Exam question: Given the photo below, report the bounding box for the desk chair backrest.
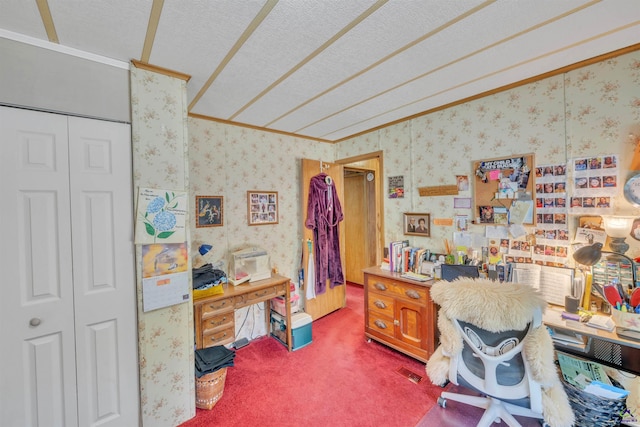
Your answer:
[449,309,543,414]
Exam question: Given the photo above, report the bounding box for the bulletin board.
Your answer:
[473,153,535,225]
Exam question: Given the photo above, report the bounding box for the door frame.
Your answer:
[336,151,385,269]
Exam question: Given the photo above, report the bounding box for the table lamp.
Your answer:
[602,215,635,256]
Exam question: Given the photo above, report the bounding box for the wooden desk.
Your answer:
[544,306,640,375]
[193,274,292,351]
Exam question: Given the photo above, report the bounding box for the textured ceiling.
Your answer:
[1,0,639,142]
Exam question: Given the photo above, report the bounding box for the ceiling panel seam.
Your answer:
[141,0,164,63]
[265,0,495,131]
[292,0,601,135]
[188,0,278,112]
[320,23,640,140]
[227,0,388,121]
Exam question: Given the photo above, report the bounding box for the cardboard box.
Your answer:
[270,311,313,351]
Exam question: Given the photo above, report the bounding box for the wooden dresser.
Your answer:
[363,266,438,362]
[193,274,292,350]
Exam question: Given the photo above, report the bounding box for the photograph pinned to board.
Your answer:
[135,187,187,244]
[141,242,190,312]
[388,175,404,198]
[570,154,619,213]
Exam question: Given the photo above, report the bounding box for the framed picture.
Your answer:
[404,212,430,236]
[247,191,278,225]
[196,196,223,227]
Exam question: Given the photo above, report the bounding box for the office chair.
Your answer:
[426,278,574,427]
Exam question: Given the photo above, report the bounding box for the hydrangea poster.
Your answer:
[135,187,187,244]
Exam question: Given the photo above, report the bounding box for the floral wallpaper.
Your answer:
[129,49,639,427]
[188,119,334,342]
[337,49,640,259]
[130,66,194,427]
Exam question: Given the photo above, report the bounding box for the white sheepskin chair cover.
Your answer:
[426,277,575,427]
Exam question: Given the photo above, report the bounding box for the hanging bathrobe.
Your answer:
[305,173,344,295]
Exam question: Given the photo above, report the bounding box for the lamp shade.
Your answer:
[572,242,603,266]
[602,215,635,238]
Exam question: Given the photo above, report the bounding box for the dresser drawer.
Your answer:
[201,297,234,317]
[202,327,234,348]
[367,276,427,303]
[201,311,234,335]
[367,313,394,338]
[393,282,427,303]
[367,292,394,318]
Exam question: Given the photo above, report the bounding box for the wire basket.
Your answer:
[195,367,227,410]
[561,376,626,427]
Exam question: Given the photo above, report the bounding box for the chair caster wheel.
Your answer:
[437,397,446,408]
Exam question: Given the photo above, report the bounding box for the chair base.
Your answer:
[439,391,544,427]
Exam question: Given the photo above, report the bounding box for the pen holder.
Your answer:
[564,295,580,314]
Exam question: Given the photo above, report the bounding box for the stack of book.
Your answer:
[385,240,431,274]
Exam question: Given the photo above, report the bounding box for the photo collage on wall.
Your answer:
[569,154,618,213]
[533,163,570,267]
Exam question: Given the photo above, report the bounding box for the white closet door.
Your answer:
[68,116,139,427]
[0,106,78,427]
[0,107,139,427]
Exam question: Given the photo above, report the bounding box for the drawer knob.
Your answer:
[211,332,227,342]
[405,289,420,299]
[255,289,269,297]
[374,319,387,329]
[374,282,387,291]
[210,301,227,310]
[374,300,387,309]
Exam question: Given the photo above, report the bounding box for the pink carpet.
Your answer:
[179,284,443,426]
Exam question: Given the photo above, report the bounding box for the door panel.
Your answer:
[301,158,346,320]
[0,107,78,427]
[69,117,139,427]
[1,107,139,427]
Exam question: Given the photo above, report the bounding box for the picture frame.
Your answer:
[196,196,223,227]
[247,191,278,226]
[404,212,430,236]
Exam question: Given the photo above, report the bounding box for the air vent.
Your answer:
[396,367,422,384]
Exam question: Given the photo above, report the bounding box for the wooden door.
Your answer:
[0,107,139,427]
[301,158,346,320]
[344,171,367,285]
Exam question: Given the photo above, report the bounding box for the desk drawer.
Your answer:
[202,327,234,348]
[201,312,234,334]
[201,297,234,317]
[236,286,280,305]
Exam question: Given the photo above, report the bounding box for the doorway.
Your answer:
[338,151,384,286]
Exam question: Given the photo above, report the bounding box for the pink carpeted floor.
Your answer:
[180,283,545,427]
[179,284,443,427]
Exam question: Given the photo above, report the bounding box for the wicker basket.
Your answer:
[562,376,626,427]
[195,367,227,410]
